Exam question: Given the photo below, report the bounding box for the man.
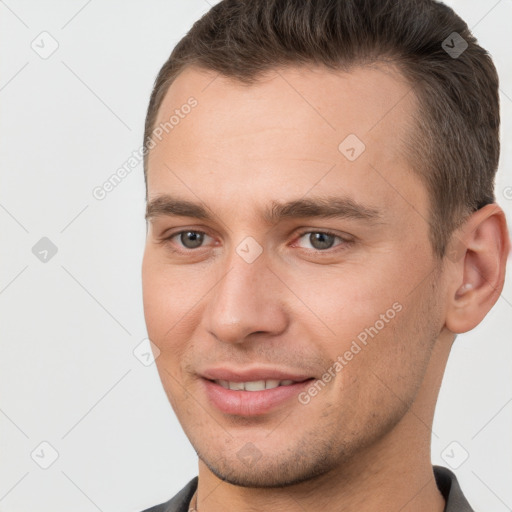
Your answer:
[139,0,509,510]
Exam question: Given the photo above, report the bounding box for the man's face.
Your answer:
[142,65,448,486]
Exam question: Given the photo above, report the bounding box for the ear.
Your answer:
[445,204,510,334]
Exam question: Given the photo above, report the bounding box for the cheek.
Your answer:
[344,294,439,413]
[286,262,434,398]
[142,251,204,341]
[280,262,405,347]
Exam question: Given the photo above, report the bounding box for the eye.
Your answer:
[160,228,352,255]
[168,230,213,250]
[295,230,348,251]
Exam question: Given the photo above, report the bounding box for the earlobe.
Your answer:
[445,204,510,334]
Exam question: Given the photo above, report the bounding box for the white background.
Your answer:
[1,1,511,511]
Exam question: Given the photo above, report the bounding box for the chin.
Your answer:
[196,437,344,488]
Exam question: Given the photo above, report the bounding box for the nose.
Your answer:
[202,248,289,345]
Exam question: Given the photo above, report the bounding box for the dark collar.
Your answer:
[142,466,473,511]
[434,465,474,511]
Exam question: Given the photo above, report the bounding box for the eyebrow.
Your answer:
[145,194,383,224]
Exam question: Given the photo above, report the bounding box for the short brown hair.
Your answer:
[143,0,500,257]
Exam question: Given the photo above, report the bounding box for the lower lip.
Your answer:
[202,379,313,416]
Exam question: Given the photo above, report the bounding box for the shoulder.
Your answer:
[140,477,198,512]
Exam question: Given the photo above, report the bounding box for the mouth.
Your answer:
[212,378,306,391]
[200,373,315,416]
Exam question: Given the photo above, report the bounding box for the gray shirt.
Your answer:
[141,465,474,512]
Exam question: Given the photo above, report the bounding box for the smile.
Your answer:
[213,379,298,391]
[202,377,314,416]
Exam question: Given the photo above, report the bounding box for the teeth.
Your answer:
[265,379,280,389]
[216,379,297,391]
[244,380,266,391]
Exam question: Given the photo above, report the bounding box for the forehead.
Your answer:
[147,64,426,225]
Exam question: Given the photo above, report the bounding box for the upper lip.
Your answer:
[200,367,314,382]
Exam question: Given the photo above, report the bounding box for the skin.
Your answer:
[141,64,509,512]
